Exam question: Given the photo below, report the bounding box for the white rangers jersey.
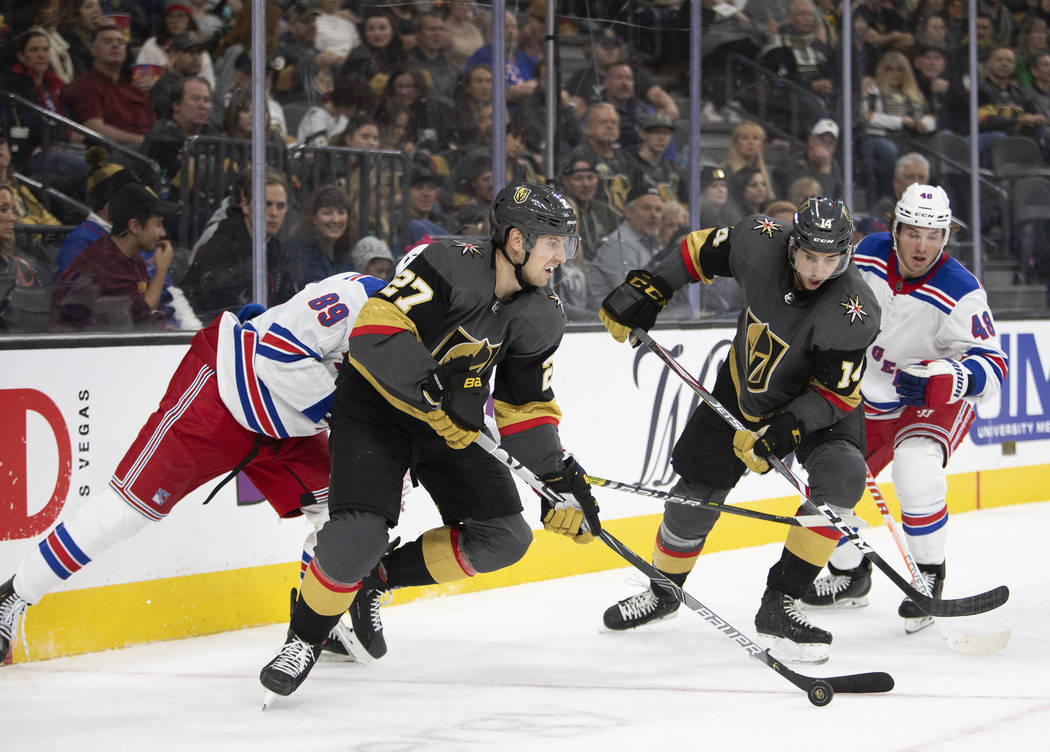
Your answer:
[853,233,1007,418]
[215,272,385,438]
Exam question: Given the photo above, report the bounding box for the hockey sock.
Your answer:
[826,532,865,570]
[651,522,704,581]
[298,503,330,582]
[902,500,948,565]
[385,526,476,587]
[290,582,345,645]
[14,488,151,604]
[771,518,844,598]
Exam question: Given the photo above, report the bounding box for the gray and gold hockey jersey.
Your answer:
[655,214,881,433]
[346,237,567,474]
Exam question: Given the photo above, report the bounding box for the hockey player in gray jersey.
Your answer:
[259,182,601,699]
[598,197,881,663]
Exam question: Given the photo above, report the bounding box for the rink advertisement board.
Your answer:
[2,319,1049,660]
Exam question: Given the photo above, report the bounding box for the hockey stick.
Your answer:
[631,328,1009,619]
[584,474,869,530]
[864,472,1011,654]
[476,432,894,706]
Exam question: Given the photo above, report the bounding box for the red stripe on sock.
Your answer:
[450,527,477,577]
[308,559,361,594]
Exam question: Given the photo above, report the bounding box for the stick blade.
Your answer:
[919,584,1009,617]
[827,671,895,694]
[942,629,1012,655]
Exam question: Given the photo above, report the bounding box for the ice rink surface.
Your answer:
[6,501,1048,752]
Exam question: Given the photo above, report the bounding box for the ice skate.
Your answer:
[334,567,391,663]
[259,629,322,702]
[755,587,832,664]
[799,559,872,610]
[0,577,29,664]
[603,583,680,630]
[899,562,945,634]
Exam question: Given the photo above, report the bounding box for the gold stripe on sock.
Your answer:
[652,537,700,575]
[300,561,359,616]
[422,526,474,583]
[784,526,840,568]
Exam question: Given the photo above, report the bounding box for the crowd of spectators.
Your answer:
[2,0,1050,332]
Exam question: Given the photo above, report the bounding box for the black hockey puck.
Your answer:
[807,680,834,707]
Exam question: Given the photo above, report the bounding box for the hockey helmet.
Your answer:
[893,183,952,253]
[789,196,855,280]
[489,181,580,261]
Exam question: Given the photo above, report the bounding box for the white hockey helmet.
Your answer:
[893,183,952,253]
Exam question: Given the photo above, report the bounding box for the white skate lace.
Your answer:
[0,589,30,660]
[812,574,851,597]
[368,590,393,631]
[269,637,317,678]
[618,590,661,621]
[783,596,818,628]
[907,571,937,599]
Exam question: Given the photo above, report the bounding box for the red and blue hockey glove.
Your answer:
[896,359,970,407]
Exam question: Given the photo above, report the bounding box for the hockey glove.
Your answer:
[540,455,601,544]
[732,412,803,474]
[599,270,673,344]
[896,359,971,407]
[236,302,266,322]
[423,357,487,449]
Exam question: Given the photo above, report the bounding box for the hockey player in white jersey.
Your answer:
[0,272,385,664]
[799,185,1008,632]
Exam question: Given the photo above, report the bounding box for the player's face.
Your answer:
[895,223,945,278]
[793,246,845,290]
[521,233,572,286]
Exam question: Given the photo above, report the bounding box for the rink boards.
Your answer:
[2,321,1048,662]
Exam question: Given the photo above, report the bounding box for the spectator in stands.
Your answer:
[773,118,843,199]
[517,0,546,60]
[0,183,45,330]
[723,120,776,200]
[59,0,106,80]
[564,27,679,121]
[447,149,492,235]
[979,0,1017,49]
[10,0,76,86]
[180,168,291,322]
[955,14,997,73]
[188,0,223,45]
[1015,17,1049,88]
[745,0,795,38]
[136,0,216,91]
[0,133,60,226]
[505,121,540,185]
[580,102,635,214]
[340,6,406,95]
[212,2,282,108]
[2,28,67,168]
[337,112,380,150]
[55,146,140,279]
[785,176,821,208]
[914,12,952,54]
[451,63,494,145]
[296,75,362,146]
[727,166,771,221]
[407,10,457,107]
[699,165,735,226]
[442,0,485,70]
[349,235,395,281]
[601,61,653,153]
[854,0,914,53]
[394,164,450,254]
[1023,52,1050,123]
[860,50,935,203]
[512,57,583,157]
[979,45,1050,156]
[631,111,684,203]
[557,151,620,262]
[765,199,797,224]
[382,66,455,155]
[587,183,664,308]
[141,76,216,182]
[376,98,414,154]
[912,43,966,127]
[281,184,351,293]
[760,0,835,100]
[869,151,929,226]
[64,25,156,147]
[315,0,361,67]
[151,30,207,120]
[274,0,336,107]
[52,183,176,330]
[465,9,536,106]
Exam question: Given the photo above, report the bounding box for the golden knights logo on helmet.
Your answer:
[513,186,532,204]
[432,327,504,374]
[743,309,788,392]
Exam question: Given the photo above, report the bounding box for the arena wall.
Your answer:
[2,321,1048,662]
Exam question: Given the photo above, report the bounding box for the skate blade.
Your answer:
[758,635,830,665]
[330,619,379,664]
[261,690,280,710]
[798,596,869,611]
[942,628,1012,655]
[904,615,934,634]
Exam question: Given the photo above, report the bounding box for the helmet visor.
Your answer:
[790,240,852,280]
[530,232,580,261]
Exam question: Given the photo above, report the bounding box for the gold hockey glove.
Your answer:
[540,455,601,544]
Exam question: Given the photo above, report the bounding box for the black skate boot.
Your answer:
[0,577,30,664]
[755,587,832,664]
[259,628,323,698]
[898,562,945,634]
[328,564,391,663]
[603,583,680,630]
[799,559,872,610]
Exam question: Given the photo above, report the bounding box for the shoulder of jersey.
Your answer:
[733,214,792,247]
[823,265,881,333]
[853,232,893,276]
